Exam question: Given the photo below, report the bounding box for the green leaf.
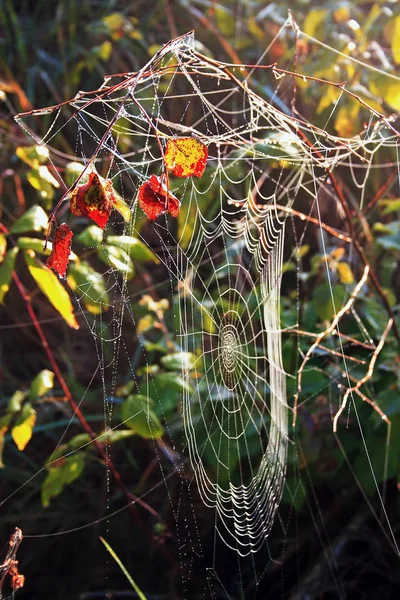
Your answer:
[312,283,345,322]
[41,467,64,508]
[11,402,36,451]
[65,161,86,187]
[16,238,78,260]
[112,192,131,223]
[214,6,236,37]
[354,437,398,496]
[66,434,91,450]
[10,205,48,234]
[106,235,159,263]
[63,453,85,484]
[68,261,110,314]
[17,237,49,254]
[0,247,18,303]
[27,166,59,200]
[100,537,147,600]
[121,395,163,439]
[24,251,79,329]
[379,199,400,215]
[7,390,26,414]
[161,352,195,371]
[0,414,13,468]
[16,144,49,167]
[154,372,193,394]
[97,429,136,444]
[29,369,54,401]
[41,453,85,507]
[98,245,134,279]
[76,225,104,246]
[152,372,194,414]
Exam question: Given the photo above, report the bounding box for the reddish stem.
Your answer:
[11,269,161,521]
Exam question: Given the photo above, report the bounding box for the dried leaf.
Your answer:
[164,137,208,178]
[70,172,114,228]
[137,174,180,220]
[46,223,73,278]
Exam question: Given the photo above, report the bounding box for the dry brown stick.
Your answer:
[293,266,370,425]
[287,327,375,351]
[333,318,393,432]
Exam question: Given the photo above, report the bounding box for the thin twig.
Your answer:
[293,265,370,425]
[333,318,392,432]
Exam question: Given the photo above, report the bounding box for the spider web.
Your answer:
[11,24,400,598]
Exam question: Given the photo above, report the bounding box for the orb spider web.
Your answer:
[13,23,400,598]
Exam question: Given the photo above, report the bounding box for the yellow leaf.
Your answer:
[0,234,7,263]
[303,9,326,38]
[16,145,49,168]
[24,251,79,329]
[317,86,341,114]
[137,314,155,334]
[337,262,354,284]
[164,138,208,178]
[334,6,350,23]
[334,104,359,137]
[99,41,112,61]
[247,18,264,40]
[384,82,400,111]
[331,247,345,261]
[12,405,36,451]
[391,16,400,64]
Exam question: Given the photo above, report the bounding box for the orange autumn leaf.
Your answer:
[46,223,73,278]
[164,137,208,178]
[138,174,180,221]
[9,564,25,591]
[70,172,115,228]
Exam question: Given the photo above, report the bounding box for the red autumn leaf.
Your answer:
[46,223,73,278]
[138,174,180,221]
[164,137,208,178]
[70,172,115,228]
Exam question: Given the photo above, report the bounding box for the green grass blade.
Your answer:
[100,537,147,600]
